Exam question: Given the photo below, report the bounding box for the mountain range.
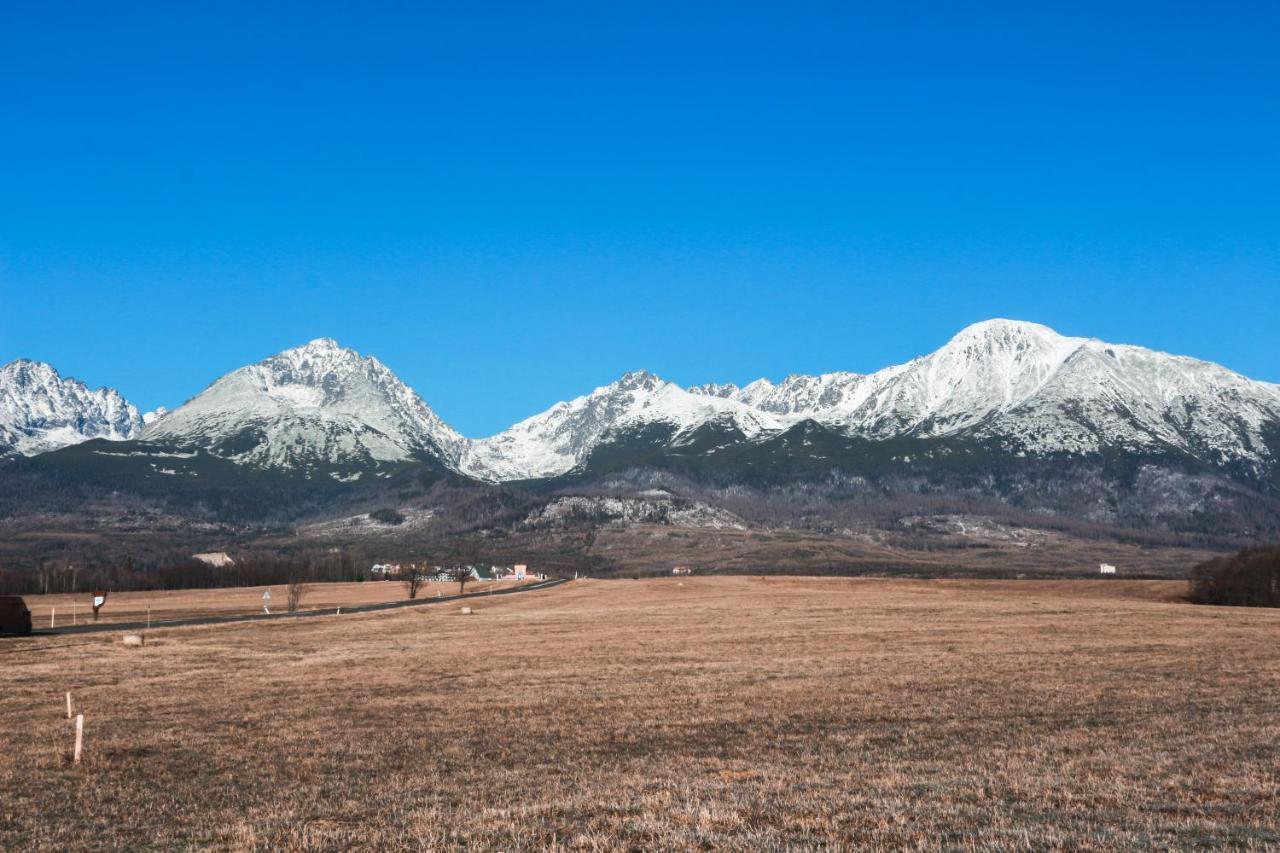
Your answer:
[0,359,143,458]
[3,319,1279,567]
[5,319,1277,481]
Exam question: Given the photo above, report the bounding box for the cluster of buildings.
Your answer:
[369,563,543,582]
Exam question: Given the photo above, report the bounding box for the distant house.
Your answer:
[1099,563,1117,575]
[426,566,481,583]
[494,564,544,581]
[672,566,692,575]
[192,552,235,568]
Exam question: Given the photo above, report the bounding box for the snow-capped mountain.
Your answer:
[142,339,464,474]
[689,319,1280,474]
[14,322,1280,494]
[454,320,1280,482]
[0,359,143,457]
[459,370,783,481]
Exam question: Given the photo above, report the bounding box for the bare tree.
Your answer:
[402,564,424,600]
[287,577,308,612]
[447,541,482,595]
[445,565,475,596]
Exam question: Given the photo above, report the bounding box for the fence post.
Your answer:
[73,714,84,764]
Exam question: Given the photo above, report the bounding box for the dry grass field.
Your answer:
[2,577,1278,850]
[19,580,516,627]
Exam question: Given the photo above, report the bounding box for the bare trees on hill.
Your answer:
[1189,547,1280,607]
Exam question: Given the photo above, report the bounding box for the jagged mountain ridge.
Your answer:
[459,370,784,481]
[0,359,143,457]
[9,321,1280,496]
[473,320,1280,482]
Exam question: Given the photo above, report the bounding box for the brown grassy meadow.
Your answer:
[2,577,1278,850]
[19,579,514,627]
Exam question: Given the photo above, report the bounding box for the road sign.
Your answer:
[91,590,108,622]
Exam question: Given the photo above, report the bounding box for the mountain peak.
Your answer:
[2,358,61,382]
[945,318,1070,347]
[293,337,344,353]
[0,359,142,456]
[615,369,666,392]
[270,337,363,369]
[142,339,464,471]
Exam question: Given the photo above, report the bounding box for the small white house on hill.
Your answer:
[1099,563,1117,575]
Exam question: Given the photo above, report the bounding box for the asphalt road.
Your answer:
[17,578,568,638]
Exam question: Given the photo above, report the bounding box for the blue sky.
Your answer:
[2,3,1277,436]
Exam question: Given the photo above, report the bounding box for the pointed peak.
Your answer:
[689,382,740,398]
[292,337,347,354]
[614,369,667,392]
[2,357,58,377]
[265,338,368,369]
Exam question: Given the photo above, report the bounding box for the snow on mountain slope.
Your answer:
[459,370,784,481]
[13,321,1279,487]
[0,360,143,457]
[986,339,1280,465]
[461,319,1280,482]
[142,339,465,472]
[690,319,1280,468]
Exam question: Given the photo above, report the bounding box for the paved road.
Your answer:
[21,578,568,637]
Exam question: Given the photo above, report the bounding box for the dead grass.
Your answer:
[2,577,1278,850]
[20,580,516,627]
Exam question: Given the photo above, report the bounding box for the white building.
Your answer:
[1099,563,1117,575]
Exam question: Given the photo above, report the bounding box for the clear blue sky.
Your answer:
[1,3,1277,436]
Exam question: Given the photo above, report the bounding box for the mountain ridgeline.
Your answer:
[4,321,1280,543]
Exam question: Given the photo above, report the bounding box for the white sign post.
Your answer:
[73,714,84,765]
[262,590,271,614]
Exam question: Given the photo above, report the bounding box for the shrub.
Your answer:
[1188,547,1280,607]
[369,508,406,526]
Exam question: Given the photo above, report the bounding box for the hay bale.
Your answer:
[460,606,473,615]
[122,634,145,647]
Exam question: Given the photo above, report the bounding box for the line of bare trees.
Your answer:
[399,541,484,599]
[0,550,375,596]
[1188,546,1280,607]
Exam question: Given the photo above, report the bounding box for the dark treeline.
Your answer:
[0,549,377,596]
[1188,546,1280,607]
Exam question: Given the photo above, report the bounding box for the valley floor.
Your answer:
[2,577,1278,849]
[20,579,525,628]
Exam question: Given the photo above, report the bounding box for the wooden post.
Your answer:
[66,691,72,719]
[73,714,84,765]
[50,607,56,629]
[147,605,151,630]
[72,601,76,625]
